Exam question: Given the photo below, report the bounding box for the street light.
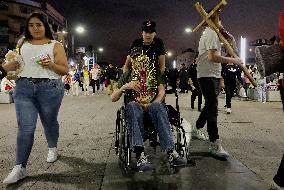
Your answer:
[185,26,197,54]
[71,26,85,58]
[92,47,104,66]
[166,51,177,69]
[185,27,192,33]
[167,51,173,57]
[76,26,85,33]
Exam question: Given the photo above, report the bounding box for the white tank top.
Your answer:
[19,40,61,79]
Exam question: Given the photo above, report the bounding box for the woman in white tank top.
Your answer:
[2,12,69,184]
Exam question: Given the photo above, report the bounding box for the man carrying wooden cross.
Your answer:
[191,7,243,159]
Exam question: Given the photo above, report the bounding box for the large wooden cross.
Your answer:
[193,0,257,87]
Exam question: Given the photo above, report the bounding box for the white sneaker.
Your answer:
[209,139,229,158]
[270,180,283,190]
[46,147,58,163]
[3,164,27,184]
[191,128,208,140]
[226,108,232,114]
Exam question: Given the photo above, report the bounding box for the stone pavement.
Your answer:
[0,92,282,190]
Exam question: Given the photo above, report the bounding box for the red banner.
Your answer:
[280,10,284,41]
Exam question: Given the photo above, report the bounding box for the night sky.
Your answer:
[49,0,283,66]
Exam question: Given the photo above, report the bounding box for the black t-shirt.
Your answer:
[221,64,242,85]
[128,37,166,67]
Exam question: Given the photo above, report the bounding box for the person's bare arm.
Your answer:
[154,84,165,103]
[207,49,242,65]
[122,55,131,73]
[111,81,140,102]
[158,55,165,74]
[42,43,69,76]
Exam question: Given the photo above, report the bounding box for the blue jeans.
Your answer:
[197,77,220,142]
[125,101,174,151]
[256,78,266,103]
[13,78,64,167]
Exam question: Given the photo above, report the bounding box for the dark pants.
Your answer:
[180,79,188,93]
[191,88,202,111]
[274,154,284,187]
[196,77,220,142]
[91,79,100,93]
[280,85,284,111]
[224,81,236,108]
[243,82,250,97]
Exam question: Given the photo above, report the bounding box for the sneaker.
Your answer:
[168,150,187,167]
[192,128,208,140]
[3,164,27,184]
[209,139,229,158]
[270,180,283,190]
[136,152,153,172]
[226,108,231,114]
[46,147,58,163]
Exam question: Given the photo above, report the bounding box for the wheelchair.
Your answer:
[114,90,191,171]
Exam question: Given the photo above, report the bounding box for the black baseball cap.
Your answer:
[142,20,156,33]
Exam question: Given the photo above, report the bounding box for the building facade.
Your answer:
[0,0,67,59]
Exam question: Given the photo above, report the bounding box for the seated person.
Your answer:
[111,50,186,172]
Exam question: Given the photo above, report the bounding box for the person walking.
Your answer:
[82,66,90,95]
[90,64,100,94]
[192,10,243,159]
[221,62,243,114]
[122,20,166,75]
[2,12,68,184]
[106,64,116,95]
[179,63,189,93]
[188,60,202,111]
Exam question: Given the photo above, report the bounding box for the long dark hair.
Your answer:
[24,12,54,40]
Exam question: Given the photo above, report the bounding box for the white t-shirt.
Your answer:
[69,70,76,83]
[196,27,222,78]
[18,40,62,79]
[90,68,100,80]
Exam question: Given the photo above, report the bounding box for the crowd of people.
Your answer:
[62,63,120,96]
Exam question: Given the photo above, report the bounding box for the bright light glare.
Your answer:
[185,27,192,33]
[98,47,104,52]
[167,52,172,57]
[76,26,85,33]
[173,60,176,69]
[240,36,246,64]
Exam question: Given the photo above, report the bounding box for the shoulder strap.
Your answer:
[16,37,26,55]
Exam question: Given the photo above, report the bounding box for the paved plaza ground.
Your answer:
[0,91,283,189]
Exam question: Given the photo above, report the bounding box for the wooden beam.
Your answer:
[193,1,257,87]
[192,0,227,32]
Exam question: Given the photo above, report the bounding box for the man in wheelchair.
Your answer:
[111,74,187,172]
[111,56,187,172]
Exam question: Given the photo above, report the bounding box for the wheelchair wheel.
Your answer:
[176,128,185,156]
[115,110,121,155]
[118,107,125,159]
[117,107,132,171]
